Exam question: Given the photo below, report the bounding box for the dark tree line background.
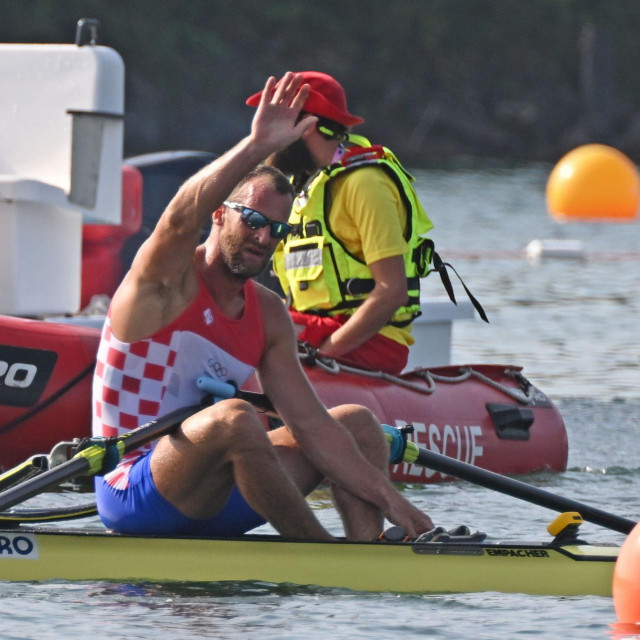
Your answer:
[4,0,640,166]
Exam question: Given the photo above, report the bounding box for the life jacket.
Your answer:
[273,143,436,328]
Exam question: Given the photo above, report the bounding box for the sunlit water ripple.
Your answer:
[1,166,638,639]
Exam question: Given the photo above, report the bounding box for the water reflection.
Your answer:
[413,166,639,399]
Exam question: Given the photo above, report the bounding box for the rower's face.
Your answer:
[218,178,292,279]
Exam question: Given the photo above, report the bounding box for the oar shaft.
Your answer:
[118,404,203,453]
[0,457,90,512]
[409,443,636,535]
[0,381,269,513]
[0,386,274,522]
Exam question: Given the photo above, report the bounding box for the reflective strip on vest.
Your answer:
[284,247,322,270]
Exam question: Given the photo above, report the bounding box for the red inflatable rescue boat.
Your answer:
[0,314,568,481]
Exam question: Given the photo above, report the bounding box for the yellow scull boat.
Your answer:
[0,526,618,596]
[0,397,629,597]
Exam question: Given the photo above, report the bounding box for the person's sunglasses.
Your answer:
[223,201,292,239]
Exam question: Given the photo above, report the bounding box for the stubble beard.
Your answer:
[218,230,272,280]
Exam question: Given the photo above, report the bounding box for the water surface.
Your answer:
[1,166,639,639]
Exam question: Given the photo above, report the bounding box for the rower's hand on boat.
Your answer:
[250,72,317,153]
[385,497,435,539]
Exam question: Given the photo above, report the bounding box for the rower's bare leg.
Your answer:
[150,399,332,540]
[326,404,389,541]
[269,404,391,541]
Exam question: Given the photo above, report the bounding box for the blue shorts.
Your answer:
[95,451,266,537]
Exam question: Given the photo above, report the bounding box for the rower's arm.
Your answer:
[318,255,408,357]
[257,290,432,536]
[110,74,317,341]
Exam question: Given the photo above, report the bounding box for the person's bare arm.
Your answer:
[257,289,433,537]
[110,73,317,342]
[318,255,408,357]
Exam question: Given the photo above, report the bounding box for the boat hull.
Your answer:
[0,315,98,468]
[0,527,617,595]
[0,314,568,481]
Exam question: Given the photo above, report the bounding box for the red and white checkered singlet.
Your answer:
[92,277,265,489]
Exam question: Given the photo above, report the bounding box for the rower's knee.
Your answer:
[328,404,388,464]
[328,403,379,434]
[183,399,270,453]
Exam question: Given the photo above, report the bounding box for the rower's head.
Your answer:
[228,164,294,206]
[211,165,293,279]
[247,71,364,176]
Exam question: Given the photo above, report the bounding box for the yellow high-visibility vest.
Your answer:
[273,144,434,328]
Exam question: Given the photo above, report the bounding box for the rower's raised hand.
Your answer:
[250,72,317,153]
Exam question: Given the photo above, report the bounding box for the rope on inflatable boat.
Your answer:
[296,342,537,405]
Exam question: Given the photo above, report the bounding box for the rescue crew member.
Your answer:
[92,73,435,541]
[246,71,435,375]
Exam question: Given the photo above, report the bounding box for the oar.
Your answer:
[384,425,637,535]
[0,378,273,514]
[3,381,633,536]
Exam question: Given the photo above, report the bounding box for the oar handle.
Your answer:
[196,377,278,417]
[389,428,636,535]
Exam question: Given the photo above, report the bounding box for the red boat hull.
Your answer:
[0,316,98,469]
[0,315,568,479]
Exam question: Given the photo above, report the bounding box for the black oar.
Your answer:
[385,426,636,535]
[3,382,633,536]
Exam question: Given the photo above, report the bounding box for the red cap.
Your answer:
[246,71,364,127]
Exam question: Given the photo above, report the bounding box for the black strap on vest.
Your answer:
[431,251,489,323]
[341,255,488,325]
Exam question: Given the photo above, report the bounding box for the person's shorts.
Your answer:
[95,450,266,536]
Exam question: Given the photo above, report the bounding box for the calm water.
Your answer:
[1,165,639,639]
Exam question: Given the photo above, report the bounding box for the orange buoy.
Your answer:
[613,522,640,623]
[546,144,640,222]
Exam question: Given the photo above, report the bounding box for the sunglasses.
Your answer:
[223,201,292,239]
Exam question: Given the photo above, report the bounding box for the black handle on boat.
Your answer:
[403,439,637,535]
[195,377,278,417]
